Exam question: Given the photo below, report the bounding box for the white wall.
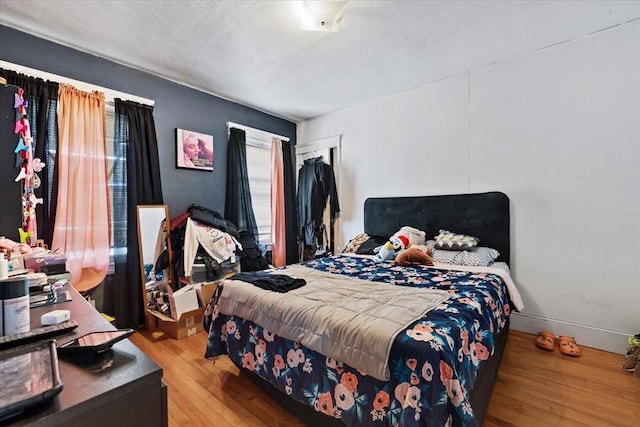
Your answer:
[298,21,640,353]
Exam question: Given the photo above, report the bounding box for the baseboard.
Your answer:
[509,312,632,355]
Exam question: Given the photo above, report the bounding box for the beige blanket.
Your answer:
[218,265,449,381]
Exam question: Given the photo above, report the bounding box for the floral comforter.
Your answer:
[204,255,511,427]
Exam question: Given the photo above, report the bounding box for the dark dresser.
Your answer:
[6,285,167,427]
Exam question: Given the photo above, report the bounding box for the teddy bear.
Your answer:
[393,226,426,247]
[394,245,434,267]
[374,235,409,262]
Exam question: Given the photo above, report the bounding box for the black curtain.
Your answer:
[0,68,59,246]
[113,99,163,329]
[282,141,298,264]
[224,127,258,241]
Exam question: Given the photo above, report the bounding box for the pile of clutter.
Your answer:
[146,280,173,317]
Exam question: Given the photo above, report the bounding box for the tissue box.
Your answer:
[23,251,67,274]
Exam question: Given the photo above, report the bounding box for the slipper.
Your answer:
[535,331,555,351]
[557,336,581,357]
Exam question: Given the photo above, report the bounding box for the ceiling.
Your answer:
[1,1,638,122]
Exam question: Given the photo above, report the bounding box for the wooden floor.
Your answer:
[130,329,640,427]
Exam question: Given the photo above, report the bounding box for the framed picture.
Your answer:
[176,128,214,171]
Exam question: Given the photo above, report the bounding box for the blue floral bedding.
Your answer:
[204,255,511,426]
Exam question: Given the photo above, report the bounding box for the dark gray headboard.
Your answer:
[363,192,510,265]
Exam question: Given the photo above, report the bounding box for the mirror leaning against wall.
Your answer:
[136,205,173,328]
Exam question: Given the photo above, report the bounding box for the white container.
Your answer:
[0,277,30,336]
[0,253,8,280]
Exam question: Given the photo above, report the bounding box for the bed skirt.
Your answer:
[234,319,510,427]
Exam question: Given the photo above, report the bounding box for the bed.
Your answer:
[204,191,521,426]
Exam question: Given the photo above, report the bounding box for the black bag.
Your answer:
[237,232,269,271]
[187,204,240,240]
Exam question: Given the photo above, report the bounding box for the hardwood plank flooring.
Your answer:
[130,329,640,426]
[485,331,640,427]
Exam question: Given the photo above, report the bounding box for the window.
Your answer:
[3,61,153,278]
[230,123,290,250]
[246,134,273,247]
[105,104,126,273]
[47,103,123,274]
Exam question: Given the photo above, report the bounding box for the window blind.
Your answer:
[246,135,273,246]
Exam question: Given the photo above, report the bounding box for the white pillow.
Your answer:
[426,240,499,266]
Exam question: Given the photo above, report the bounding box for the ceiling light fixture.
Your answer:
[300,0,348,33]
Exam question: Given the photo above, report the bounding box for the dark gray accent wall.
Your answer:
[0,25,296,218]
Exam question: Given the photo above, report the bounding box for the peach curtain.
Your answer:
[53,84,110,292]
[270,138,286,267]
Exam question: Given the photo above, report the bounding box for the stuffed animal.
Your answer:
[394,245,434,267]
[0,237,33,255]
[374,235,409,262]
[393,226,426,247]
[373,241,396,262]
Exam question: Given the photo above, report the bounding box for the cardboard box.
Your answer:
[6,255,24,273]
[169,285,199,320]
[194,281,220,307]
[146,284,204,339]
[150,307,204,340]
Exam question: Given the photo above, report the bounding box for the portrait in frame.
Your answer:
[176,128,214,171]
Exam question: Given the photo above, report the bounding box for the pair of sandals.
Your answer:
[536,331,581,357]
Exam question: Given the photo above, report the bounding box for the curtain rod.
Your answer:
[0,60,155,106]
[227,121,290,142]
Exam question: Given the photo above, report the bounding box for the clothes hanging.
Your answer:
[296,156,340,258]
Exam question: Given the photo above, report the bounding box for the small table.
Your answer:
[7,285,167,427]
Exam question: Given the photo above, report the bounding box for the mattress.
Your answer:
[204,254,513,426]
